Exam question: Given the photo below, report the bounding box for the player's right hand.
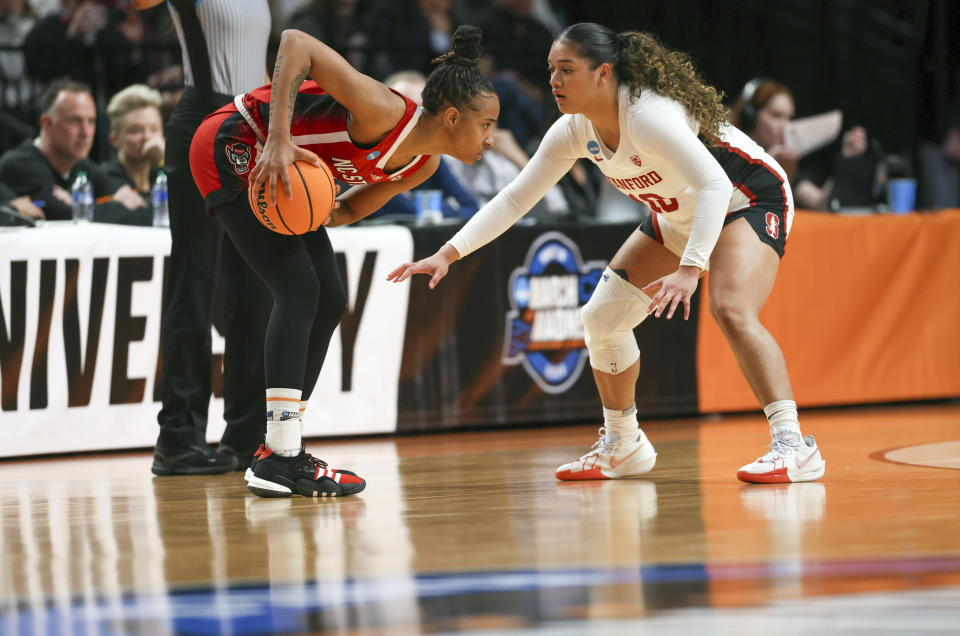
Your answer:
[250,137,319,207]
[386,244,461,290]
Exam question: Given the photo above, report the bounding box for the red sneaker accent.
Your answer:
[556,466,611,481]
[256,446,273,460]
[737,465,789,484]
[338,472,364,485]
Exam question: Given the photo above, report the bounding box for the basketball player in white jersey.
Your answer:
[389,23,826,484]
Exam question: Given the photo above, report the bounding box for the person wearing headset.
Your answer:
[730,78,872,211]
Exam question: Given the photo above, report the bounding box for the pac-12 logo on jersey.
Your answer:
[765,212,780,239]
[503,232,606,394]
[630,155,643,167]
[225,142,251,175]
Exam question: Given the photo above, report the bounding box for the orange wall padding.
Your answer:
[696,209,960,412]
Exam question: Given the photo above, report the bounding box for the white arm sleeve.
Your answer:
[447,120,579,258]
[627,102,733,269]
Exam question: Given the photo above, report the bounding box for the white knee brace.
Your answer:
[581,268,652,374]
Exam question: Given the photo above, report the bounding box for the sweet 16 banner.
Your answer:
[0,222,411,458]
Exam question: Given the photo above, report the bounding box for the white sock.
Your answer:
[265,388,302,457]
[603,404,639,442]
[299,401,307,436]
[764,399,802,442]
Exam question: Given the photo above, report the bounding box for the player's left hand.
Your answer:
[641,265,700,320]
[320,185,343,227]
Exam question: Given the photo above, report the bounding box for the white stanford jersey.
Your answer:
[449,84,794,269]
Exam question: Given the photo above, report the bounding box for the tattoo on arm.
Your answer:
[288,65,310,119]
[268,53,311,129]
[271,53,283,86]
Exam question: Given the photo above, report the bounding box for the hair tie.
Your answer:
[448,54,478,67]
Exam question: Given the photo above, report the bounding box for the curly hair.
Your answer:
[557,23,727,146]
[421,25,495,115]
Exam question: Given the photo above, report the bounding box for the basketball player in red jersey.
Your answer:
[189,25,499,498]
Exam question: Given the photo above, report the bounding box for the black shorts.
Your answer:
[638,204,788,259]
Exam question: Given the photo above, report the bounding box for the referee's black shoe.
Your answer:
[151,443,239,475]
[218,443,257,471]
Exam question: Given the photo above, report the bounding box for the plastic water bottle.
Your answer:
[70,171,93,223]
[414,189,443,225]
[152,169,168,227]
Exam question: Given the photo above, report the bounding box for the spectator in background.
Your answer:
[917,84,960,209]
[729,78,875,211]
[368,0,455,78]
[0,78,150,223]
[477,0,554,98]
[103,83,163,198]
[448,121,568,218]
[0,176,44,223]
[288,0,371,73]
[472,0,556,148]
[369,69,479,220]
[455,0,561,36]
[0,0,37,120]
[23,1,148,94]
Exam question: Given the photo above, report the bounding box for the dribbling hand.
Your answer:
[249,137,320,207]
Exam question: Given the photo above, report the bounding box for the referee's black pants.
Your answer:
[156,88,270,454]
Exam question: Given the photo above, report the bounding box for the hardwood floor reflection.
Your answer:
[0,402,958,633]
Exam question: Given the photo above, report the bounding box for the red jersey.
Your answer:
[189,80,432,210]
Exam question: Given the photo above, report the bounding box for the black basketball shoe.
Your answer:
[244,444,366,498]
[217,443,258,471]
[152,443,239,476]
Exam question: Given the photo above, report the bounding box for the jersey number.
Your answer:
[629,193,680,214]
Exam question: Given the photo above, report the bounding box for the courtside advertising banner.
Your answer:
[0,223,411,458]
[396,222,702,433]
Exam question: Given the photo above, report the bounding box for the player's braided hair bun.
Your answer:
[422,25,494,113]
[433,24,483,66]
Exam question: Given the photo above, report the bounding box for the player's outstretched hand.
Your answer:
[387,244,461,290]
[641,265,701,320]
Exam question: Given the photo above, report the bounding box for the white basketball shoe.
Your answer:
[555,427,657,480]
[737,430,826,483]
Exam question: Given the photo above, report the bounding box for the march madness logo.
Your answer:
[503,232,605,393]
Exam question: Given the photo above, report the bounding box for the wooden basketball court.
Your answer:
[1,402,958,634]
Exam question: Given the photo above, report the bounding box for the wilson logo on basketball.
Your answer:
[253,188,280,232]
[246,159,336,235]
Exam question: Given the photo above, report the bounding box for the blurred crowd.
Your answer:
[1,0,958,227]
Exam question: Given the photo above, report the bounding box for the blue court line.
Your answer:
[6,555,960,636]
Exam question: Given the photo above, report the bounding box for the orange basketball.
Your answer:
[248,159,336,235]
